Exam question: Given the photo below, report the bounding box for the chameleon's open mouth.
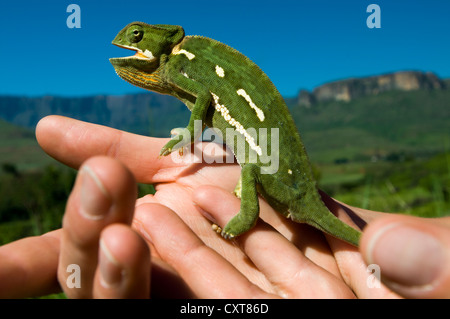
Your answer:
[111,43,155,61]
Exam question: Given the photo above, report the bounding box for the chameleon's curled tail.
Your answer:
[291,194,362,246]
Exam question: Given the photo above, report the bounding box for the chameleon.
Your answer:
[109,22,361,246]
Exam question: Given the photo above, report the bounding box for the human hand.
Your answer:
[33,115,369,298]
[0,115,389,298]
[47,115,450,298]
[0,156,151,298]
[0,115,274,298]
[1,115,448,298]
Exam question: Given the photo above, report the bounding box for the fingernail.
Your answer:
[366,223,445,289]
[133,219,153,245]
[193,202,218,224]
[99,239,125,288]
[80,166,110,220]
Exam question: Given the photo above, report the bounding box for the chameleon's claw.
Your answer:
[212,224,236,240]
[221,231,235,240]
[159,148,172,157]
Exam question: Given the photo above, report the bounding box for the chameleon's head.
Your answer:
[110,22,184,89]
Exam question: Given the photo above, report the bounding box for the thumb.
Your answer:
[360,215,450,298]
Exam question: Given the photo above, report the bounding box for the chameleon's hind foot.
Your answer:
[212,223,236,240]
[220,213,258,240]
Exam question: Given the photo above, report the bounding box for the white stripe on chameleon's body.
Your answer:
[236,89,265,122]
[211,92,262,156]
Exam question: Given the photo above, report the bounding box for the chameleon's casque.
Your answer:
[110,22,361,246]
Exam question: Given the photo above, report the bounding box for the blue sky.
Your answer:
[0,0,449,97]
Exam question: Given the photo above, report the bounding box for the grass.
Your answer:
[0,119,56,170]
[325,152,450,217]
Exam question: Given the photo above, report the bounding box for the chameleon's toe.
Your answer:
[211,223,222,234]
[212,223,236,240]
[159,147,172,157]
[220,230,235,240]
[221,223,238,240]
[160,135,184,156]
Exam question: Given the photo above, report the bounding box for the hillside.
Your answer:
[290,88,450,164]
[0,119,54,170]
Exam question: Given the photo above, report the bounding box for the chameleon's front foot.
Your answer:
[159,127,191,156]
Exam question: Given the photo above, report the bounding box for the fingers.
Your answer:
[0,230,61,298]
[133,203,273,299]
[59,156,150,298]
[361,215,450,298]
[193,185,355,298]
[94,224,150,299]
[35,115,177,184]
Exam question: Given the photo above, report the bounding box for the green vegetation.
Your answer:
[0,119,56,170]
[0,164,75,244]
[318,152,450,218]
[290,89,450,164]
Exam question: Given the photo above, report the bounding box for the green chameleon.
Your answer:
[110,22,361,246]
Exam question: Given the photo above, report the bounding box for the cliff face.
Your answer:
[298,71,446,107]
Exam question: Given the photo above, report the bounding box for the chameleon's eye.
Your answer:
[131,29,143,42]
[127,25,144,43]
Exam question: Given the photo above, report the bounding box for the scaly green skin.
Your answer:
[110,22,361,246]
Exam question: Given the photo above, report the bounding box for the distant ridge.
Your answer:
[298,71,447,107]
[0,93,188,137]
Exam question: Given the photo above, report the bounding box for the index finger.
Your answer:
[36,115,183,184]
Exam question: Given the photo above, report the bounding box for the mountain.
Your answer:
[291,87,449,163]
[298,71,447,107]
[0,93,189,137]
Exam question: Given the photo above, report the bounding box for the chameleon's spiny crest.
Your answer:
[110,22,362,246]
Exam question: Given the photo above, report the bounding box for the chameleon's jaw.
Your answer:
[109,43,162,91]
[111,43,156,62]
